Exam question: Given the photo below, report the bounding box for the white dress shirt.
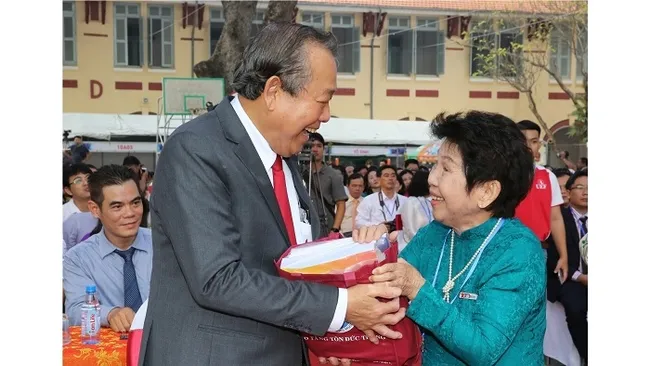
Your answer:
[354,190,407,228]
[62,200,81,222]
[231,96,347,332]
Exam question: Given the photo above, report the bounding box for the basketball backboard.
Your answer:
[162,77,225,115]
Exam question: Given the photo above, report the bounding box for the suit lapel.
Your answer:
[215,97,291,247]
[561,206,581,268]
[562,206,580,243]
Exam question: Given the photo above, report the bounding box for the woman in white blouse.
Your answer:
[391,170,434,251]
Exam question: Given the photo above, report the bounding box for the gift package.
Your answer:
[276,236,422,365]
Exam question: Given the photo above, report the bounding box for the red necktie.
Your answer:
[272,155,297,247]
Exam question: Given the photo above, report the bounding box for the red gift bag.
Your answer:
[275,237,422,366]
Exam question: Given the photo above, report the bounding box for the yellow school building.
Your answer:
[63,0,586,164]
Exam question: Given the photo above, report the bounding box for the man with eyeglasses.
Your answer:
[63,163,93,222]
[546,169,588,362]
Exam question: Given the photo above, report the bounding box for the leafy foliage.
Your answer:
[463,1,587,143]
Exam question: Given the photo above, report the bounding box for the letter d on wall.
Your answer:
[90,80,103,99]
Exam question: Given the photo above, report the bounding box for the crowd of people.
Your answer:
[61,22,588,366]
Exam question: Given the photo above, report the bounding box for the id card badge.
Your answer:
[295,221,313,245]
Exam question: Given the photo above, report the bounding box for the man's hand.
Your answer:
[555,256,569,283]
[370,258,425,300]
[107,307,136,332]
[577,274,588,287]
[352,224,387,243]
[346,283,405,344]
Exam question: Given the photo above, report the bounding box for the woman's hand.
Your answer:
[317,356,352,365]
[370,259,425,300]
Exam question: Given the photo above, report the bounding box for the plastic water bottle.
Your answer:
[80,285,101,345]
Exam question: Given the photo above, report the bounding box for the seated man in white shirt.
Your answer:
[64,164,152,333]
[354,165,406,230]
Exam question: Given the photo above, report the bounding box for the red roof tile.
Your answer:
[297,0,584,14]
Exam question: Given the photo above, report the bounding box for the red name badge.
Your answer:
[458,292,478,300]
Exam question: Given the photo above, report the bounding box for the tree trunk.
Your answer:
[524,90,559,154]
[264,0,297,24]
[193,1,257,92]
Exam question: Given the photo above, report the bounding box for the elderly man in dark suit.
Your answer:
[139,23,403,366]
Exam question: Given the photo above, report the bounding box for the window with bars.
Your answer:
[549,30,571,80]
[209,8,224,55]
[250,10,266,39]
[415,19,445,76]
[114,3,143,67]
[331,14,360,74]
[301,12,324,29]
[63,1,76,65]
[148,5,174,68]
[387,17,412,75]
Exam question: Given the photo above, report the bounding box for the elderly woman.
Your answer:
[367,111,547,366]
[318,112,544,366]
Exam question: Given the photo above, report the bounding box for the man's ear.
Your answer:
[262,76,283,111]
[88,200,101,219]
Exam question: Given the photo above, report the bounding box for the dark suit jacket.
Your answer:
[546,205,582,302]
[139,97,339,365]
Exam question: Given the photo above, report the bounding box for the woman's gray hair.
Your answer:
[231,22,338,100]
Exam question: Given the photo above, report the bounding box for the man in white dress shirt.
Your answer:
[355,165,407,230]
[140,23,404,366]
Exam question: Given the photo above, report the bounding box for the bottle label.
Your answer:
[81,308,100,337]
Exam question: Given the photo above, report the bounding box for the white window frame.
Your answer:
[387,16,412,76]
[414,18,445,76]
[63,1,76,65]
[301,12,324,29]
[549,30,572,81]
[148,5,174,69]
[209,8,225,55]
[331,14,360,74]
[114,3,143,67]
[576,30,587,82]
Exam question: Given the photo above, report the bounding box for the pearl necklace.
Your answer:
[442,218,502,303]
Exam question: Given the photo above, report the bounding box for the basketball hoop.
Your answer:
[162,77,225,116]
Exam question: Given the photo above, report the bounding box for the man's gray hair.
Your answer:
[231,22,338,100]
